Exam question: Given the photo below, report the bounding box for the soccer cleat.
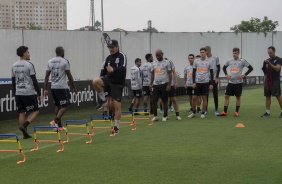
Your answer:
[110,126,119,136]
[58,127,66,131]
[176,116,181,120]
[217,112,227,116]
[188,113,195,118]
[200,114,205,118]
[50,120,58,127]
[261,112,270,118]
[214,110,219,115]
[152,116,158,122]
[234,112,239,117]
[19,126,32,139]
[95,100,107,110]
[160,109,164,114]
[169,106,174,112]
[204,110,208,115]
[162,116,168,122]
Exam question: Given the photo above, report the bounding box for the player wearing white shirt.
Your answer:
[12,46,41,139]
[184,54,194,113]
[128,58,142,112]
[141,53,153,114]
[44,46,77,130]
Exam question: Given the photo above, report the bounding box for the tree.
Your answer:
[13,23,42,30]
[138,27,158,33]
[75,21,102,31]
[230,16,279,36]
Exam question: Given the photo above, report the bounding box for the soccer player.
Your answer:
[261,46,282,118]
[141,53,153,114]
[188,48,213,118]
[184,54,194,113]
[205,46,220,115]
[92,39,127,135]
[150,50,172,122]
[12,46,41,139]
[167,59,181,120]
[219,48,253,117]
[128,58,142,112]
[44,46,77,131]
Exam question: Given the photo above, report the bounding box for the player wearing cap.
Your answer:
[128,58,142,113]
[150,50,172,122]
[219,48,253,117]
[12,46,41,139]
[188,48,214,118]
[92,39,127,135]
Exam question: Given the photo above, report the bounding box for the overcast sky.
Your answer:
[67,0,282,32]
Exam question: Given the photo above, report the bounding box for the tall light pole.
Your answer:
[101,0,105,60]
[148,20,152,53]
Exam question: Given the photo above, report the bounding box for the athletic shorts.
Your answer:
[142,86,151,96]
[193,83,209,96]
[264,80,281,96]
[51,89,71,107]
[102,77,124,102]
[225,83,243,97]
[168,86,176,97]
[186,87,193,96]
[132,90,142,98]
[16,95,39,113]
[151,83,169,103]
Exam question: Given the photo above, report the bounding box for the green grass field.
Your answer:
[1,85,282,184]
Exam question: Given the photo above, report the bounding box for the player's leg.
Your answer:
[93,78,109,110]
[160,85,169,121]
[110,83,124,134]
[151,85,160,121]
[233,83,243,117]
[213,80,219,115]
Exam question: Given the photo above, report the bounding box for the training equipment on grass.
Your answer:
[90,115,113,136]
[0,134,26,164]
[132,108,153,127]
[64,120,92,144]
[236,123,245,128]
[30,126,64,153]
[120,111,136,131]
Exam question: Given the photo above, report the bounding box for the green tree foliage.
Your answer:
[230,16,279,36]
[13,23,42,30]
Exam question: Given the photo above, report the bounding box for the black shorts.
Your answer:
[51,89,71,107]
[132,90,142,98]
[264,80,281,96]
[186,87,193,96]
[225,83,243,96]
[193,83,209,96]
[16,95,39,113]
[168,86,176,97]
[142,86,151,96]
[151,83,169,103]
[102,77,124,102]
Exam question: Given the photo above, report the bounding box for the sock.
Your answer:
[103,111,107,116]
[175,112,179,116]
[169,101,172,107]
[193,110,196,114]
[197,107,201,111]
[236,106,240,112]
[266,109,270,114]
[55,117,62,127]
[23,120,30,128]
[160,103,163,110]
[224,106,228,113]
[202,111,205,115]
[115,120,120,129]
[98,92,106,101]
[164,112,168,117]
[129,103,134,109]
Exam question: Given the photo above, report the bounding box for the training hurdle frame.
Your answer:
[90,115,113,137]
[64,120,92,144]
[132,108,153,127]
[30,126,64,153]
[119,111,136,131]
[0,134,26,164]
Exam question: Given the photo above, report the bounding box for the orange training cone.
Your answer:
[236,123,245,128]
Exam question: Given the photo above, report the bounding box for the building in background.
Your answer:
[0,0,67,30]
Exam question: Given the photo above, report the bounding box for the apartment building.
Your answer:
[0,0,67,30]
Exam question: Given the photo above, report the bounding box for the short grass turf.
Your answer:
[1,85,282,184]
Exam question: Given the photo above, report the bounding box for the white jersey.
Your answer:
[225,58,250,84]
[193,58,213,83]
[207,55,219,79]
[151,59,172,85]
[130,65,142,90]
[11,60,37,95]
[184,64,193,87]
[47,56,70,89]
[141,62,152,87]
